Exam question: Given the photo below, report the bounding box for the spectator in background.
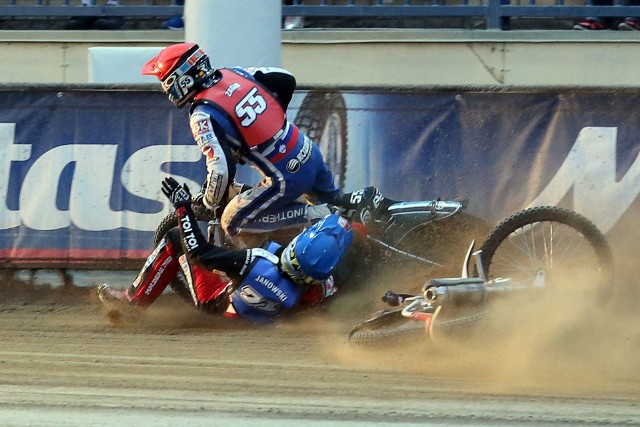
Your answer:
[283,0,305,29]
[618,14,640,30]
[162,0,185,30]
[64,0,124,30]
[573,0,640,30]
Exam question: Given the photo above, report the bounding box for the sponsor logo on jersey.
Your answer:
[239,285,281,313]
[285,139,312,173]
[179,214,200,252]
[255,275,288,302]
[191,116,211,136]
[225,82,241,97]
[258,205,307,223]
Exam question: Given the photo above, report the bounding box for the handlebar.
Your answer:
[193,204,218,221]
[381,290,419,306]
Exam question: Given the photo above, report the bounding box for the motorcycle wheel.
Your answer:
[478,206,615,300]
[348,308,487,347]
[348,310,425,347]
[153,211,179,247]
[294,90,348,190]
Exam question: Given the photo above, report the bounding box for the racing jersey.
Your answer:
[188,67,338,211]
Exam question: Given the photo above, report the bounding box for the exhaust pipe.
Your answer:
[423,279,486,306]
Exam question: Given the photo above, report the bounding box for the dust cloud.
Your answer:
[19,216,637,401]
[328,248,640,399]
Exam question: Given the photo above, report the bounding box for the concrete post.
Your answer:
[184,0,282,68]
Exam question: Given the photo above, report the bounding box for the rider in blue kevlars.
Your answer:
[98,177,355,325]
[141,43,340,248]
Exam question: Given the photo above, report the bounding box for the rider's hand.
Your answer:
[161,177,192,208]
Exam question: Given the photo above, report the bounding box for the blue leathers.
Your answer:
[229,241,303,324]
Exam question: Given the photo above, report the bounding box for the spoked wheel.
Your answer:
[153,211,179,247]
[396,211,493,274]
[348,310,428,347]
[478,206,615,301]
[348,307,488,347]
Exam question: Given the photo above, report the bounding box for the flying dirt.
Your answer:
[0,223,638,425]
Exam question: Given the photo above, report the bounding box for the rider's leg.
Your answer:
[221,179,309,248]
[222,141,331,246]
[121,232,181,307]
[161,228,232,313]
[99,229,230,314]
[97,231,182,322]
[334,186,394,226]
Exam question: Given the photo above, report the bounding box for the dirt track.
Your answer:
[0,263,638,426]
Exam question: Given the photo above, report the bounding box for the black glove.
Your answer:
[161,177,192,208]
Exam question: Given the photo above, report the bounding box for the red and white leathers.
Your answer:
[188,67,339,240]
[123,229,232,313]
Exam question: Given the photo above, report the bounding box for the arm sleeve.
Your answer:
[247,67,297,111]
[189,109,237,210]
[174,203,250,283]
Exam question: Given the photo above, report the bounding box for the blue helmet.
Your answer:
[281,214,353,285]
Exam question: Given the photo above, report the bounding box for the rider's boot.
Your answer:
[97,284,142,326]
[335,186,394,226]
[97,231,182,325]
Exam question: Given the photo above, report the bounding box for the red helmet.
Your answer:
[142,43,215,108]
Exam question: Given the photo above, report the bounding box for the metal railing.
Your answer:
[283,1,640,30]
[0,1,182,17]
[0,1,639,30]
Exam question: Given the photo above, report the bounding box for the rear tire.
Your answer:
[478,206,615,300]
[348,308,488,347]
[153,211,179,247]
[294,91,348,189]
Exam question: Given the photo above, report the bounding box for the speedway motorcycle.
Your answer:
[153,192,613,320]
[347,206,615,346]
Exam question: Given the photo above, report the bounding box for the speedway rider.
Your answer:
[98,177,354,324]
[141,43,340,247]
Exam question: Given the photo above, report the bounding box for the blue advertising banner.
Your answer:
[335,90,640,235]
[0,89,205,263]
[1,88,638,266]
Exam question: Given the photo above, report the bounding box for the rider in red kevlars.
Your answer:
[98,177,356,325]
[142,43,340,247]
